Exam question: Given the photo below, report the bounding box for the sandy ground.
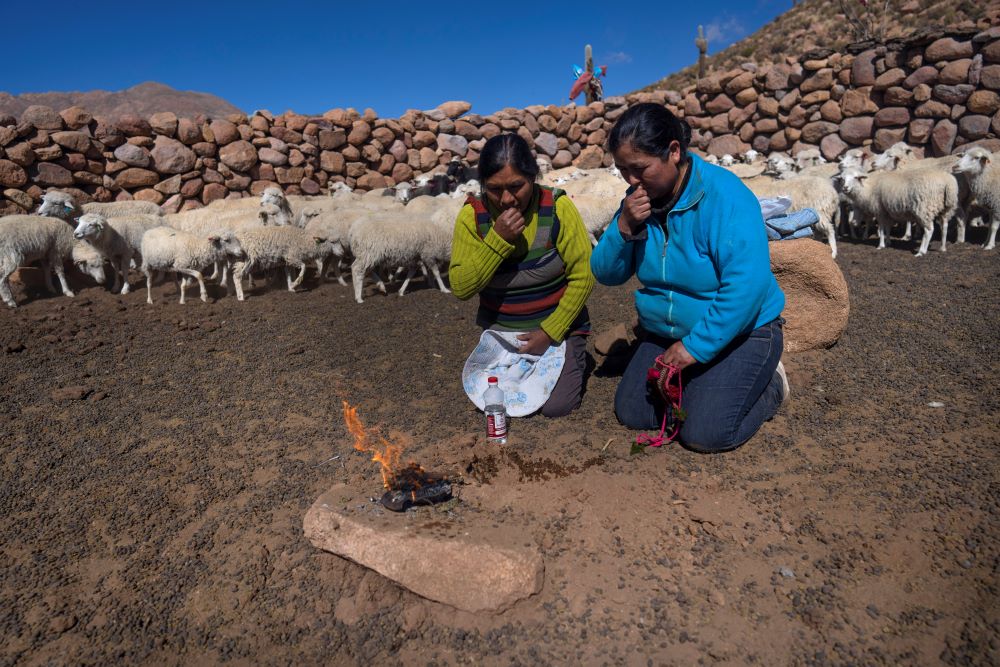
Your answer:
[0,234,997,666]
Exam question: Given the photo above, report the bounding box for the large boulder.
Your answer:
[769,239,849,353]
[21,105,64,131]
[218,140,258,172]
[304,485,544,612]
[150,136,197,174]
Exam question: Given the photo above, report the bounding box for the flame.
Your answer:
[342,400,404,489]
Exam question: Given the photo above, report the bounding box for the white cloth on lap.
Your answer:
[462,330,566,417]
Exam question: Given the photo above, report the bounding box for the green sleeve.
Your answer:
[448,204,515,300]
[540,196,596,342]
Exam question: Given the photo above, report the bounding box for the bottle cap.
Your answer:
[488,376,498,383]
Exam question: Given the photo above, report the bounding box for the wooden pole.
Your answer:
[584,44,595,105]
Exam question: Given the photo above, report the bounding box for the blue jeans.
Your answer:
[614,319,784,453]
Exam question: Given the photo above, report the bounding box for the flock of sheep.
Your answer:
[0,143,996,309]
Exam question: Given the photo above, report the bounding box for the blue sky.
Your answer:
[6,0,789,118]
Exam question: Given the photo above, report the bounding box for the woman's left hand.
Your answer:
[517,329,556,356]
[660,341,697,370]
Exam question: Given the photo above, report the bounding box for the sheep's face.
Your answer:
[743,150,758,164]
[74,257,106,283]
[260,188,286,207]
[299,208,320,226]
[259,204,283,225]
[839,171,867,196]
[395,183,414,204]
[39,193,75,219]
[210,233,246,261]
[73,213,105,240]
[953,149,990,176]
[765,155,793,175]
[720,154,735,167]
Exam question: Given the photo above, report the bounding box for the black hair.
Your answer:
[477,133,540,184]
[608,103,690,159]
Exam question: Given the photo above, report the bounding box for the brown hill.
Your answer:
[641,0,1000,93]
[0,81,243,121]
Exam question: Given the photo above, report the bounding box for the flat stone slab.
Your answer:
[304,484,544,612]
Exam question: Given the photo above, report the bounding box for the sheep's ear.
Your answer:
[981,154,991,166]
[208,235,220,243]
[893,156,901,168]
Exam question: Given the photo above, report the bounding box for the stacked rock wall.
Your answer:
[0,25,998,215]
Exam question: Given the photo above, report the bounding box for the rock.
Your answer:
[153,174,182,195]
[931,119,958,156]
[924,37,974,61]
[4,188,34,209]
[113,143,150,168]
[438,101,471,119]
[765,64,792,90]
[908,118,935,144]
[705,94,735,114]
[839,116,874,144]
[391,162,413,183]
[320,151,345,174]
[191,142,216,158]
[958,115,991,140]
[874,128,907,152]
[133,188,163,204]
[258,147,288,166]
[707,134,749,157]
[218,141,257,172]
[800,68,834,93]
[534,132,559,158]
[724,71,755,96]
[150,136,197,174]
[0,160,28,188]
[915,100,951,118]
[34,162,73,187]
[573,145,604,170]
[347,121,372,146]
[180,178,203,197]
[202,183,228,204]
[115,168,159,189]
[820,133,848,161]
[319,129,347,151]
[903,65,938,88]
[0,126,15,148]
[176,118,202,145]
[939,59,972,85]
[59,106,92,130]
[93,118,125,148]
[851,50,877,86]
[840,88,879,116]
[209,119,240,145]
[6,143,35,167]
[873,68,906,90]
[800,121,839,143]
[116,114,151,137]
[820,100,843,123]
[304,485,544,612]
[552,149,573,169]
[356,171,387,190]
[149,111,178,137]
[437,133,468,155]
[883,86,914,107]
[933,84,974,105]
[22,105,64,131]
[981,65,1000,90]
[967,90,1000,114]
[769,239,849,353]
[874,107,911,127]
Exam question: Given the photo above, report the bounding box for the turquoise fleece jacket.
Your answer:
[590,153,785,363]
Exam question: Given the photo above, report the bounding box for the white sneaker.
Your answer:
[776,361,790,400]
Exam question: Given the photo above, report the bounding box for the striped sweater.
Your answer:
[449,186,595,342]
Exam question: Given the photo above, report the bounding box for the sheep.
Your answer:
[230,226,340,300]
[743,149,760,164]
[260,187,295,225]
[720,154,736,167]
[571,193,620,246]
[140,227,245,304]
[764,153,794,176]
[794,148,826,171]
[839,166,958,256]
[72,212,161,294]
[83,199,162,218]
[36,190,79,220]
[745,174,840,258]
[952,147,1000,250]
[0,215,76,307]
[71,242,106,285]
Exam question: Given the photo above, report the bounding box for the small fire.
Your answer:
[342,400,403,489]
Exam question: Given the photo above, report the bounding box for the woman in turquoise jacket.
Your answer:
[591,103,788,452]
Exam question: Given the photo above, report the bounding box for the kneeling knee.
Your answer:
[679,420,741,453]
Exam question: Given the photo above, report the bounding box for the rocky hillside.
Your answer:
[643,0,1000,93]
[0,82,243,122]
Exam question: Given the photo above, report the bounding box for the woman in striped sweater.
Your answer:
[449,134,595,417]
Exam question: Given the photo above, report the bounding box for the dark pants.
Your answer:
[614,320,784,452]
[540,335,588,418]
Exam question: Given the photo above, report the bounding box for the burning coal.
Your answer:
[341,401,452,512]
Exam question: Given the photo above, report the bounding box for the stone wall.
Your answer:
[0,24,998,216]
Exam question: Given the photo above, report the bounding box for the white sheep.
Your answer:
[720,154,736,167]
[260,187,296,225]
[230,226,340,301]
[952,147,1000,250]
[0,215,76,307]
[71,242,106,285]
[72,212,161,294]
[571,193,620,246]
[140,227,246,304]
[794,148,826,171]
[83,199,163,218]
[36,190,79,220]
[742,149,760,164]
[839,166,958,256]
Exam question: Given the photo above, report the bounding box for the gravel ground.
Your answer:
[0,236,997,666]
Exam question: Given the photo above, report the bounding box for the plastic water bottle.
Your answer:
[484,376,507,444]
